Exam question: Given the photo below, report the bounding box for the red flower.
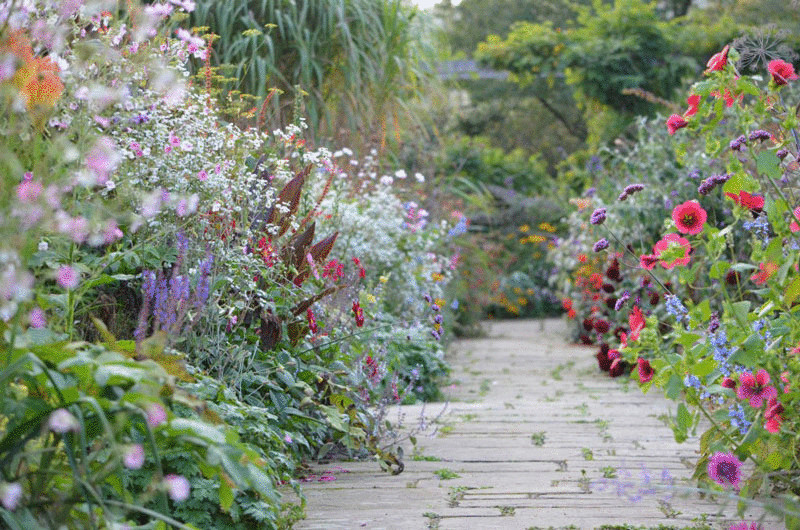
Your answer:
[666,114,688,135]
[257,237,276,267]
[790,206,800,233]
[609,356,625,377]
[353,257,366,278]
[685,94,701,117]
[710,88,742,108]
[705,44,729,73]
[653,233,691,269]
[322,259,345,282]
[306,308,318,334]
[629,306,645,342]
[593,319,610,334]
[567,309,576,319]
[750,262,778,285]
[596,344,612,371]
[562,298,573,311]
[736,369,777,408]
[639,254,659,270]
[352,300,364,327]
[637,358,654,383]
[672,200,707,235]
[764,397,784,433]
[725,191,764,212]
[768,59,798,86]
[721,377,736,389]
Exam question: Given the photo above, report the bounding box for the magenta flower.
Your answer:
[736,369,777,408]
[16,180,43,203]
[728,522,762,530]
[85,136,120,185]
[705,45,729,73]
[707,451,742,489]
[123,444,145,469]
[56,265,79,289]
[672,200,707,235]
[163,474,191,502]
[764,397,784,434]
[0,482,22,511]
[146,403,167,428]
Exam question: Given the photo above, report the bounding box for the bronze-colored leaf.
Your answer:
[309,232,338,263]
[287,320,306,346]
[259,311,282,351]
[290,285,342,316]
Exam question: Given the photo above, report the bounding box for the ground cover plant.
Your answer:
[551,42,800,526]
[0,1,455,527]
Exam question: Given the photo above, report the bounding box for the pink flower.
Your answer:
[639,254,659,270]
[629,306,645,342]
[57,265,79,289]
[16,180,42,203]
[768,59,798,86]
[736,369,777,408]
[728,523,762,530]
[123,444,145,469]
[163,474,191,502]
[653,233,690,269]
[707,451,742,488]
[85,136,120,185]
[764,397,783,434]
[666,114,688,135]
[705,45,729,73]
[725,191,764,212]
[29,307,46,328]
[0,482,22,511]
[790,206,800,233]
[637,358,654,383]
[672,200,707,235]
[48,408,79,433]
[146,403,167,428]
[197,170,208,181]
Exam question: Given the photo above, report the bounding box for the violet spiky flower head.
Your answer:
[593,238,609,252]
[590,207,607,225]
[707,451,742,489]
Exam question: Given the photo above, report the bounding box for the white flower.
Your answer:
[163,474,191,502]
[48,408,79,433]
[0,482,22,511]
[122,444,145,469]
[38,241,48,251]
[394,169,407,179]
[414,172,425,183]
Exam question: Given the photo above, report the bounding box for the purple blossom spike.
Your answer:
[590,208,607,225]
[748,130,771,142]
[593,238,609,252]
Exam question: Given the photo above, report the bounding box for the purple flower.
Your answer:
[593,238,609,252]
[748,130,771,142]
[618,184,645,201]
[123,444,145,469]
[590,208,607,225]
[614,291,630,311]
[56,266,79,289]
[0,482,22,511]
[48,408,79,433]
[777,149,789,160]
[698,173,730,196]
[707,451,742,489]
[163,474,191,502]
[729,135,746,151]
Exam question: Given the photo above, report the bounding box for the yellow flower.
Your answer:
[379,275,388,283]
[431,272,444,282]
[526,288,535,295]
[529,235,546,244]
[366,293,377,304]
[435,298,446,307]
[519,224,530,233]
[512,287,522,295]
[538,222,556,232]
[518,297,528,306]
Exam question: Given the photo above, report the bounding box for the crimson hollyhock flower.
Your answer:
[707,451,742,489]
[721,377,736,389]
[725,190,764,212]
[764,397,784,433]
[736,369,777,408]
[629,306,645,342]
[609,356,625,377]
[768,59,798,86]
[685,94,701,116]
[307,308,318,333]
[705,45,729,72]
[653,233,691,269]
[666,114,688,135]
[637,358,654,383]
[596,344,612,371]
[750,262,778,285]
[593,319,610,334]
[352,300,364,327]
[672,200,707,235]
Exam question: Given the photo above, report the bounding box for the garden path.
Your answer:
[293,318,781,529]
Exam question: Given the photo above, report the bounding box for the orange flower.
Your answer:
[751,262,778,285]
[21,57,64,108]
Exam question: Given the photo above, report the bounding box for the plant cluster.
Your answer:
[551,42,800,525]
[0,1,456,527]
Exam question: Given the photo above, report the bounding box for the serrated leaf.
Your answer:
[756,150,781,180]
[676,403,691,432]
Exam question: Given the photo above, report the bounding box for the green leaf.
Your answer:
[756,150,781,180]
[219,475,235,511]
[785,276,800,307]
[709,260,730,280]
[691,357,717,378]
[676,403,691,432]
[675,332,701,349]
[168,418,226,444]
[665,374,683,400]
[730,301,751,327]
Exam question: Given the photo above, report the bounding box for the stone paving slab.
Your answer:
[292,319,785,529]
